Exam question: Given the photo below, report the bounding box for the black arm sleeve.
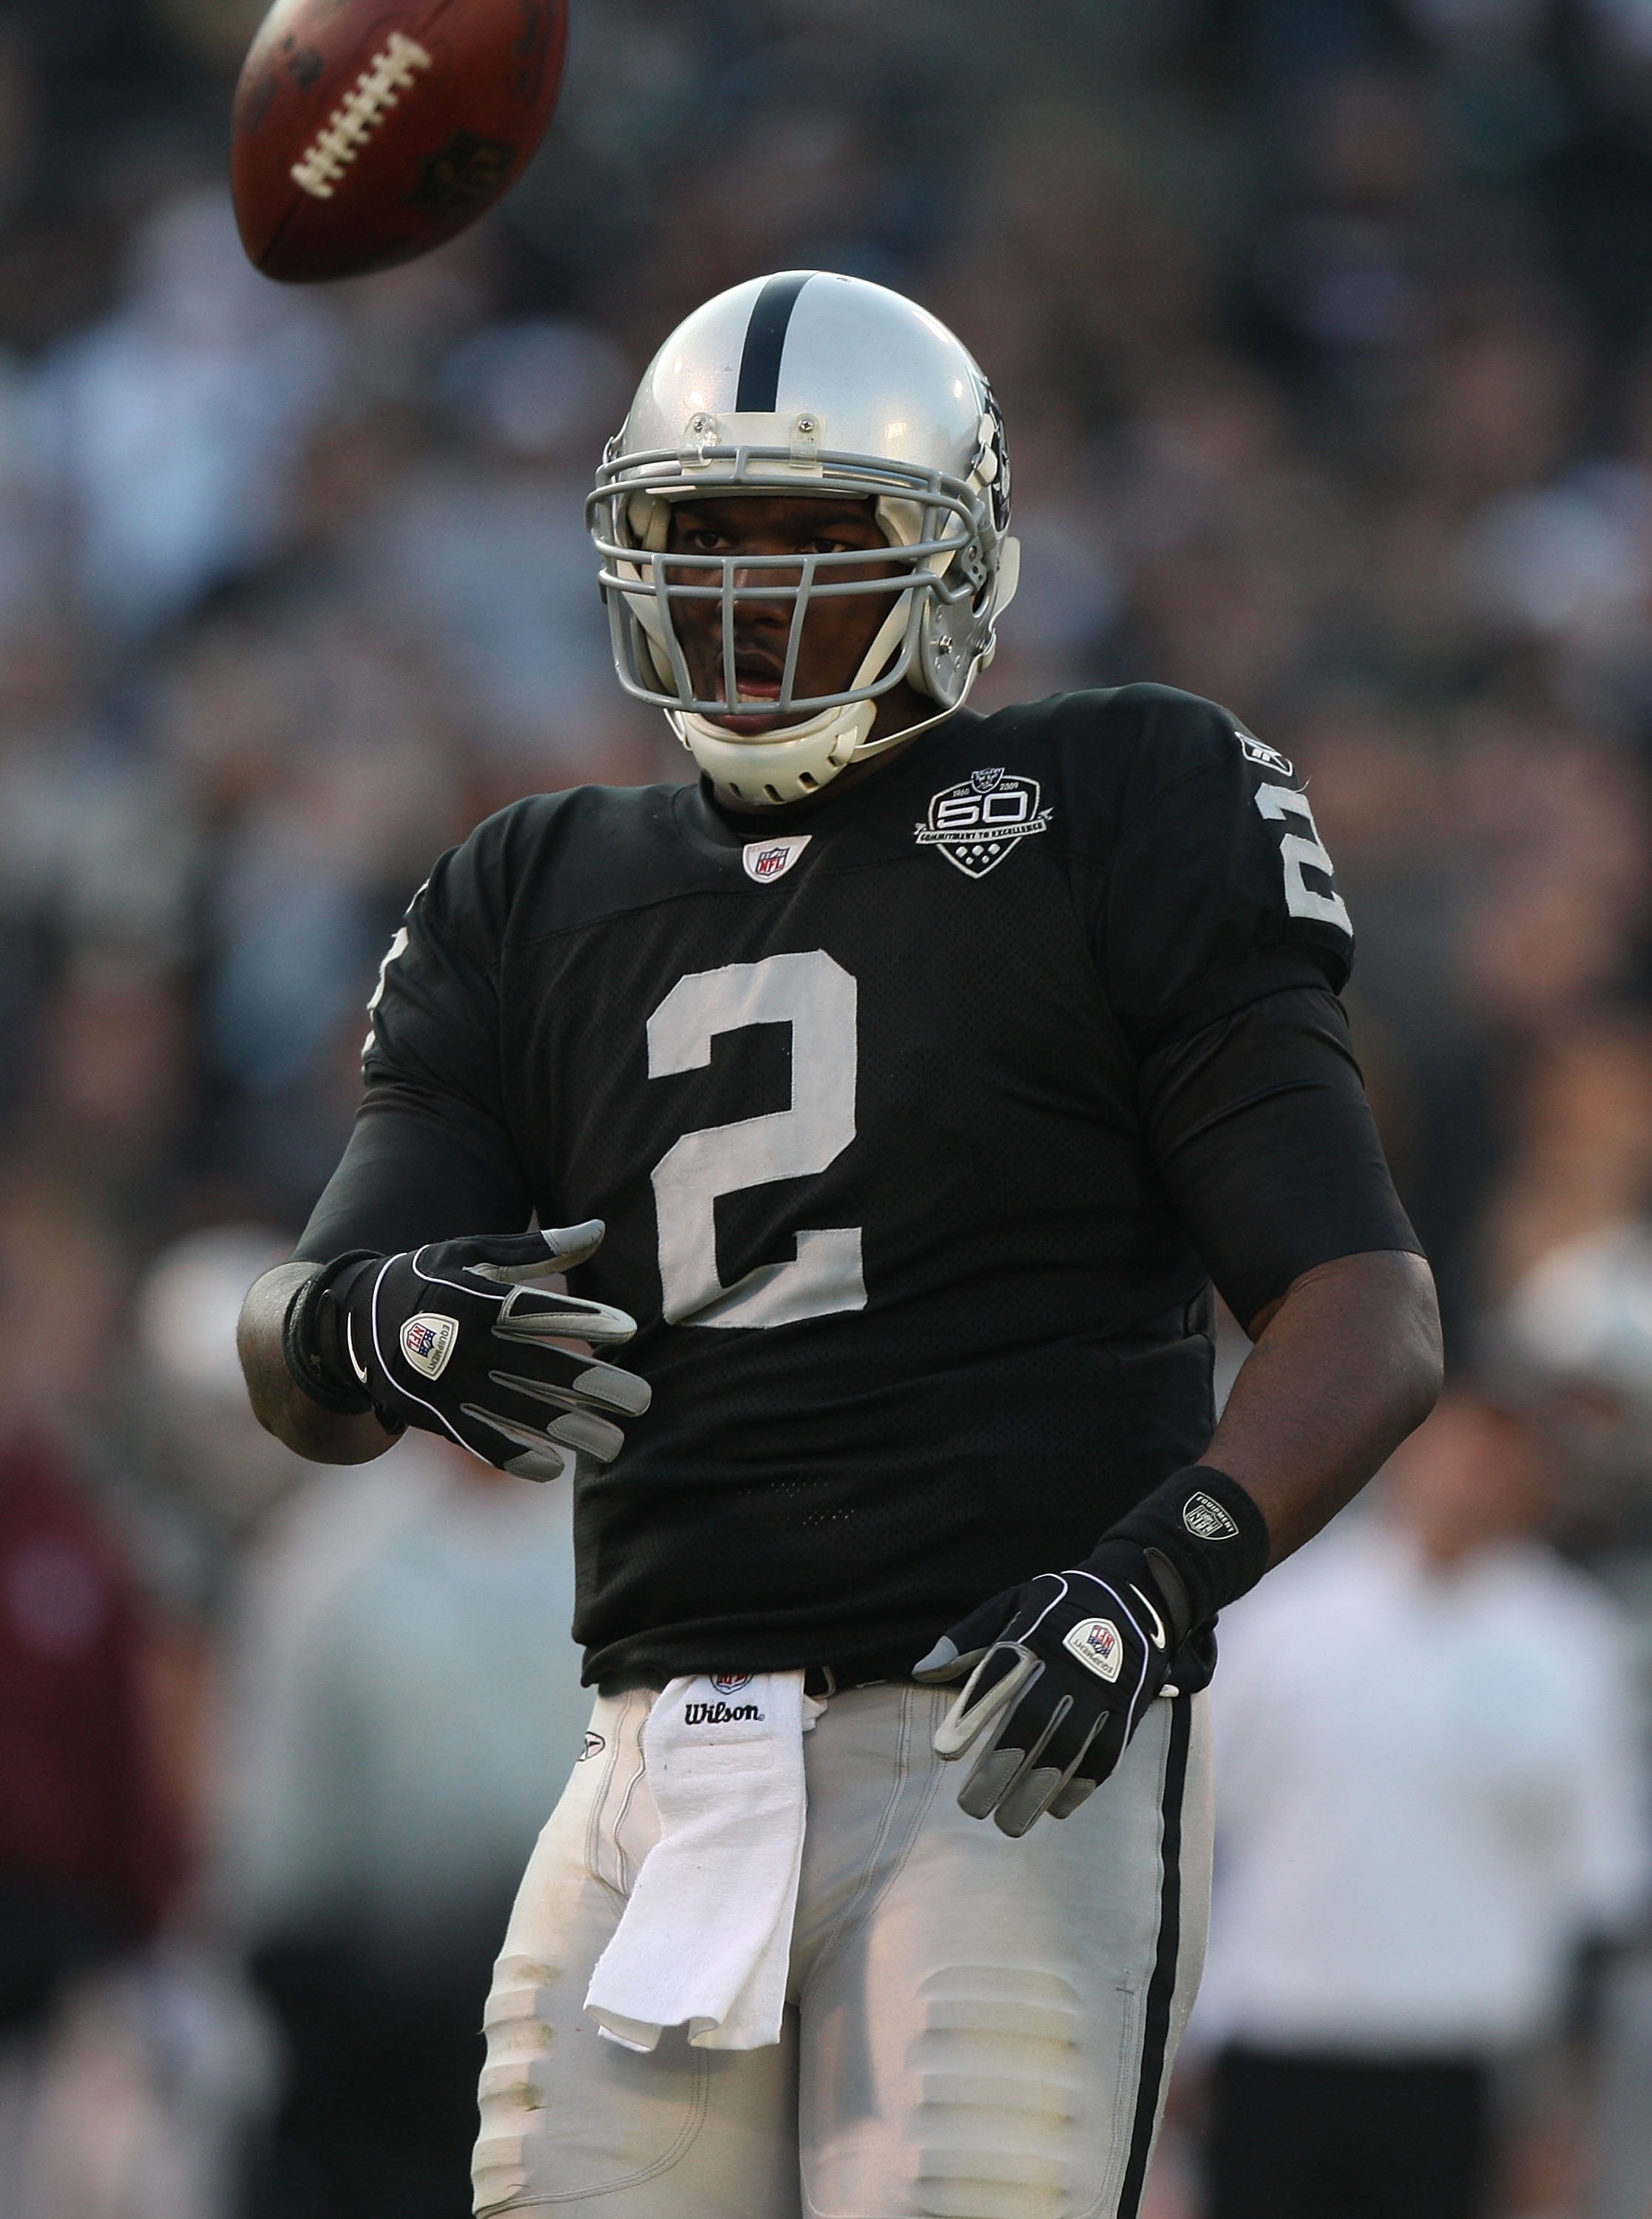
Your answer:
[1140,985,1421,1331]
[294,820,534,1263]
[294,1098,533,1262]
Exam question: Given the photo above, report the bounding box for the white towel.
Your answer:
[583,1670,821,2052]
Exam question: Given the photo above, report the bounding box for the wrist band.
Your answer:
[1105,1464,1272,1643]
[281,1251,381,1416]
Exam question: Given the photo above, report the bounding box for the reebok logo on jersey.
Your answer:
[1184,1491,1240,1541]
[578,1731,606,1761]
[711,1672,754,1694]
[915,767,1052,879]
[742,835,810,883]
[1063,1616,1124,1682]
[683,1698,763,1725]
[1236,729,1294,778]
[400,1312,458,1379]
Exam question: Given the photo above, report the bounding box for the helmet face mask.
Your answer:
[589,273,1018,805]
[592,442,989,724]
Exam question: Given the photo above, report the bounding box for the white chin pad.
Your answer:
[932,1644,1040,1760]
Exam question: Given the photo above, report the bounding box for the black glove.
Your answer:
[913,1540,1185,1837]
[913,1465,1270,1836]
[283,1221,650,1481]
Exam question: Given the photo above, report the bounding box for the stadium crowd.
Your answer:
[7,0,1652,2212]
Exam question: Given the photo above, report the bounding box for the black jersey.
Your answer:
[301,684,1416,1686]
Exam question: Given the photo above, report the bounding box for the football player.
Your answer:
[238,271,1441,2219]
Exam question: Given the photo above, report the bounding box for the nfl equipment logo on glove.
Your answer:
[1063,1617,1124,1682]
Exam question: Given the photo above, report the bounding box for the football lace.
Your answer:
[289,30,433,200]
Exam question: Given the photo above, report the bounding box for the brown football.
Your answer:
[231,0,567,283]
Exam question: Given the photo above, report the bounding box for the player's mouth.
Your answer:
[714,660,799,736]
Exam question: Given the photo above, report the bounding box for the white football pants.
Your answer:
[473,1678,1212,2219]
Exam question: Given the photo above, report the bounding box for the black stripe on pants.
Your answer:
[1118,1693,1194,2219]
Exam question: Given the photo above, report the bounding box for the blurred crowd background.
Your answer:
[11,0,1652,2213]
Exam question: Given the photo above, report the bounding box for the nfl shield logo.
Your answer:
[711,1672,754,1695]
[1063,1615,1124,1683]
[742,834,811,884]
[400,1311,458,1380]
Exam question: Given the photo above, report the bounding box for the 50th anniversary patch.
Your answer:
[915,767,1053,878]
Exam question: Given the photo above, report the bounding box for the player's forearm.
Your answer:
[1207,1248,1442,1567]
[237,1262,400,1464]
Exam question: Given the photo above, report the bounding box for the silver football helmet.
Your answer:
[589,271,1020,805]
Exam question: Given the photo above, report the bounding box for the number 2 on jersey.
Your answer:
[647,950,867,1328]
[1253,785,1352,933]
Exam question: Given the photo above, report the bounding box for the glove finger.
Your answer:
[541,1407,627,1465]
[460,1401,627,1474]
[460,1220,606,1283]
[487,1356,651,1418]
[992,1767,1061,1837]
[998,1704,1108,1836]
[911,1637,983,1683]
[953,1684,1064,1822]
[441,1402,566,1480]
[430,1422,565,1485]
[419,1233,558,1287]
[1052,1708,1131,1820]
[932,1644,1040,1760]
[1043,1686,1145,1821]
[957,1742,1031,1823]
[913,1588,1023,1683]
[502,1443,567,1482]
[982,1691,1078,1836]
[496,1286,640,1348]
[538,1219,607,1272]
[1008,1681,1100,1782]
[1047,1775,1100,1822]
[478,1379,629,1465]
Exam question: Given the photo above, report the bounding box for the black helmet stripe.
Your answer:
[734,272,813,411]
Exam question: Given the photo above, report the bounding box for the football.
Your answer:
[231,0,567,283]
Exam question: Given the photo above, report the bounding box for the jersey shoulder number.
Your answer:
[1252,780,1350,935]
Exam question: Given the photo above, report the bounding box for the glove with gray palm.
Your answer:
[915,1465,1271,1835]
[283,1221,649,1479]
[913,1540,1184,1837]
